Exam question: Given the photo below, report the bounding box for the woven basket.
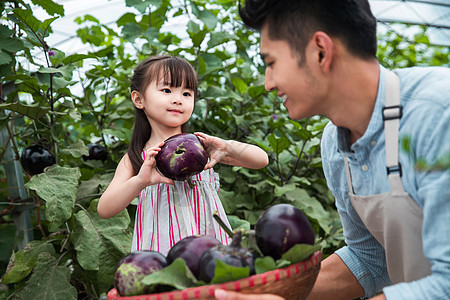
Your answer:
[107,251,321,300]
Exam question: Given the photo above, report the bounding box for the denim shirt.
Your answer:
[321,65,450,299]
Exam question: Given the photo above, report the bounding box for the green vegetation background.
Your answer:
[0,0,448,299]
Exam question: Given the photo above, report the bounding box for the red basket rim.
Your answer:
[107,251,322,299]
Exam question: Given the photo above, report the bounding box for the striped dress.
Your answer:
[131,168,231,256]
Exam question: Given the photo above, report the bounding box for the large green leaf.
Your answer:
[30,0,64,16]
[142,258,198,290]
[0,37,24,53]
[76,173,114,200]
[267,133,291,154]
[59,139,88,158]
[12,252,77,300]
[12,8,41,33]
[285,188,331,232]
[1,240,55,284]
[71,199,132,288]
[25,165,81,232]
[0,52,12,65]
[211,260,250,284]
[0,102,50,120]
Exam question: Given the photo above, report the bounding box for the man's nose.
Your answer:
[264,68,276,92]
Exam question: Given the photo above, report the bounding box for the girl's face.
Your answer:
[138,78,195,130]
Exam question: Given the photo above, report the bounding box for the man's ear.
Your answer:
[310,31,334,73]
[131,90,144,109]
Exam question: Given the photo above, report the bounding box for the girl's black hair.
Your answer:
[128,55,198,175]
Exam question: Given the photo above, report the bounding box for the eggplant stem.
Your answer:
[187,177,196,189]
[213,211,234,238]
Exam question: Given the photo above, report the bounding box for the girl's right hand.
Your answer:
[138,143,174,186]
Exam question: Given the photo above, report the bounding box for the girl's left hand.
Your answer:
[194,132,228,169]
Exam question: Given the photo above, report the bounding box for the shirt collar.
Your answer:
[337,65,387,154]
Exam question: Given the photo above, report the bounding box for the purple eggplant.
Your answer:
[255,204,314,260]
[197,231,257,283]
[114,251,167,296]
[20,145,56,175]
[166,235,221,278]
[155,133,208,181]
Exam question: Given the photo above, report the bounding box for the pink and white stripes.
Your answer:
[131,168,231,255]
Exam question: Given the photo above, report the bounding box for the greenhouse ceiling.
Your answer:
[34,0,450,53]
[370,0,450,46]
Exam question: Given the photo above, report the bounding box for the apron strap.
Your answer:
[344,156,354,194]
[383,70,405,194]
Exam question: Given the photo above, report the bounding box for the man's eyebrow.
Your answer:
[260,53,267,61]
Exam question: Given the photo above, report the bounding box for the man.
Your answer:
[215,0,450,299]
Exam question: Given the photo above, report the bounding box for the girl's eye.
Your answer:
[183,92,192,97]
[162,88,171,93]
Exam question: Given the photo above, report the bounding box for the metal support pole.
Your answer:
[1,123,34,250]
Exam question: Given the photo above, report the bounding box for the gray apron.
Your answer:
[343,70,432,284]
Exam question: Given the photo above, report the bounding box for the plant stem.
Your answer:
[213,211,234,238]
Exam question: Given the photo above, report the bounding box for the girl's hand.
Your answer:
[194,132,228,169]
[138,143,174,186]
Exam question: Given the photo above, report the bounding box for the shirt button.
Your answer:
[371,140,376,146]
[362,164,369,172]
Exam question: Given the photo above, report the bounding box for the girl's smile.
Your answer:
[168,108,182,114]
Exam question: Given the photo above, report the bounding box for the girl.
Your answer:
[98,55,268,255]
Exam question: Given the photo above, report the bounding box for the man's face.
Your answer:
[260,24,323,120]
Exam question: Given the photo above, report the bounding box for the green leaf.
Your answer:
[227,215,250,231]
[0,37,24,52]
[77,173,114,201]
[274,183,297,197]
[211,259,250,284]
[232,77,247,94]
[71,199,132,288]
[203,85,226,98]
[103,128,130,141]
[25,165,81,232]
[142,258,198,290]
[121,23,142,41]
[254,256,277,274]
[198,9,217,30]
[0,102,50,120]
[40,16,59,32]
[13,252,77,300]
[38,66,72,79]
[31,0,64,16]
[0,224,16,264]
[0,52,12,65]
[116,12,137,27]
[125,0,162,13]
[279,243,321,265]
[284,189,330,232]
[207,32,238,49]
[59,139,88,158]
[1,240,55,284]
[267,133,290,154]
[13,8,41,32]
[62,53,97,64]
[187,20,204,47]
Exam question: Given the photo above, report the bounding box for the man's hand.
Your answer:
[214,289,284,300]
[194,132,228,169]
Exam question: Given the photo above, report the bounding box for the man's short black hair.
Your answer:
[239,0,378,60]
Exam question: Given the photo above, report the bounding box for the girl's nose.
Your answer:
[172,97,182,105]
[264,68,276,92]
